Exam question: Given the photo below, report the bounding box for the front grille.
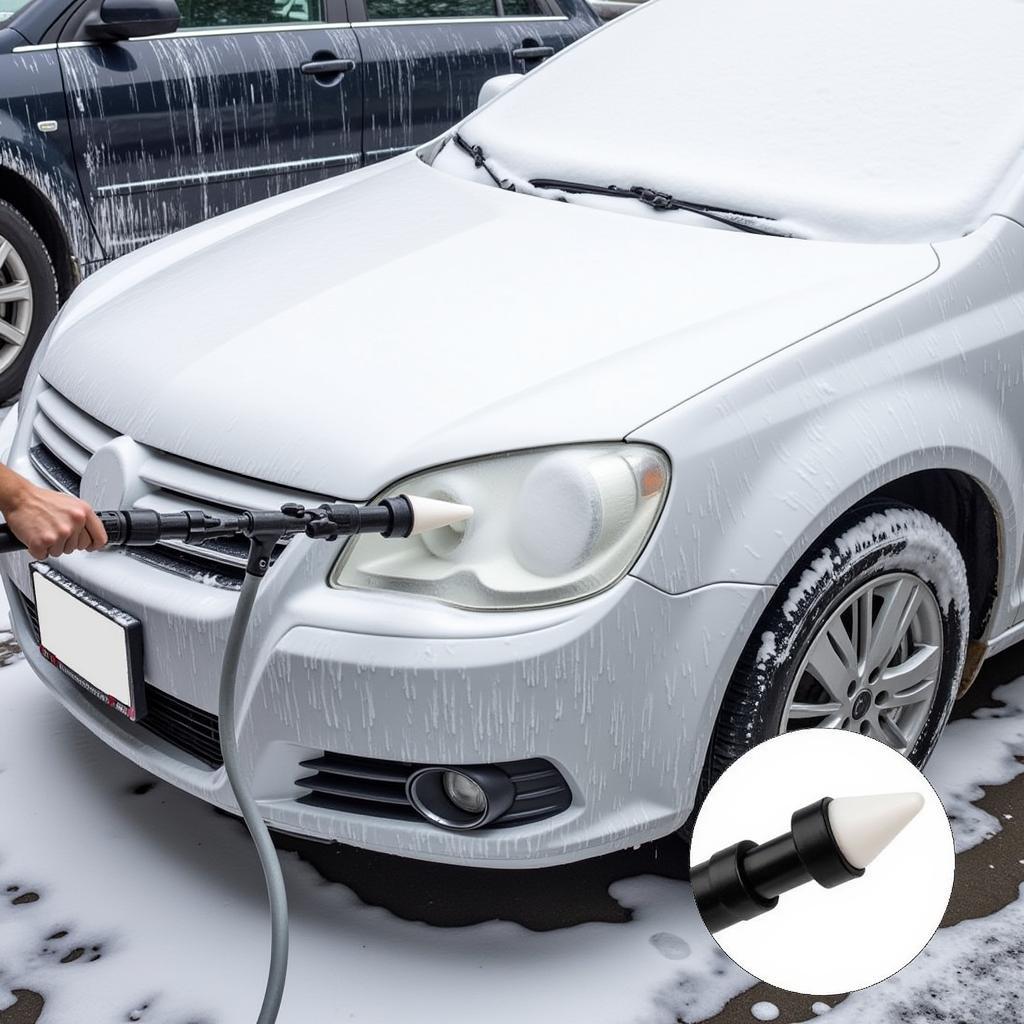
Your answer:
[296,752,573,829]
[30,443,82,495]
[18,591,222,768]
[28,384,330,589]
[20,590,40,641]
[141,686,223,768]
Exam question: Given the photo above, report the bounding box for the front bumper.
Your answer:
[4,532,771,867]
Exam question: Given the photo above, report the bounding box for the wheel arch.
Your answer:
[863,469,999,643]
[685,479,990,826]
[634,373,1021,643]
[0,164,76,301]
[710,465,1002,740]
[758,467,1002,647]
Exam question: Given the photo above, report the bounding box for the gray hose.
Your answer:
[218,571,289,1024]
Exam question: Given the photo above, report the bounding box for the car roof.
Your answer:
[458,0,1024,243]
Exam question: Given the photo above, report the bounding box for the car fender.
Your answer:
[630,215,1024,640]
[0,91,104,269]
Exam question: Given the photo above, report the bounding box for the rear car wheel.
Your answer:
[0,201,59,400]
[707,505,970,785]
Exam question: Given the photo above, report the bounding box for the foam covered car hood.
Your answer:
[41,157,938,499]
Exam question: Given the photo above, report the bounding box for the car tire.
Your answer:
[0,200,59,401]
[706,504,970,791]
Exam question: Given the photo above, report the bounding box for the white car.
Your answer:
[4,0,1024,867]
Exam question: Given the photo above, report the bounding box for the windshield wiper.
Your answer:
[530,178,787,236]
[452,133,518,191]
[450,135,789,237]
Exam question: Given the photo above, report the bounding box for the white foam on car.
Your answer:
[440,0,1024,243]
[827,793,925,870]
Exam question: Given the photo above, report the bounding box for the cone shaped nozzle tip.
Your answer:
[405,494,474,536]
[827,792,925,869]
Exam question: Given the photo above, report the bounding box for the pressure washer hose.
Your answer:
[218,570,289,1024]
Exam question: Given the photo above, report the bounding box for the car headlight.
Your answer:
[331,444,670,610]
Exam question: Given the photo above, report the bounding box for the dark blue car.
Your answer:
[0,0,599,397]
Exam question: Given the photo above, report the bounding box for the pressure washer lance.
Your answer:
[0,494,473,1024]
[690,792,925,934]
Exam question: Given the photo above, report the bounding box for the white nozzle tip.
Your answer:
[405,494,474,536]
[827,792,925,869]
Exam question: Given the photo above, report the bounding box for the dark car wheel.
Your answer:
[0,200,59,401]
[706,504,970,787]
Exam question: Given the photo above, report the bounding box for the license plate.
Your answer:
[31,564,146,722]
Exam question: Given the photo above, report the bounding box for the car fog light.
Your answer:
[443,771,487,814]
[407,765,516,830]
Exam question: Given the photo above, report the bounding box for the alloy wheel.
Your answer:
[0,234,34,374]
[780,572,944,754]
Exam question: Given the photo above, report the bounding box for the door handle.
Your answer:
[512,45,555,61]
[301,58,357,76]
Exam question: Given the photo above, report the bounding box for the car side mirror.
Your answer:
[84,0,181,42]
[477,74,523,109]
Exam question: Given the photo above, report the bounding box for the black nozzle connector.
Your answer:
[691,840,778,932]
[300,498,411,542]
[691,797,864,933]
[380,496,414,538]
[121,509,165,546]
[96,510,128,546]
[94,508,229,548]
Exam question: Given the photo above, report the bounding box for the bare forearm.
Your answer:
[0,462,33,515]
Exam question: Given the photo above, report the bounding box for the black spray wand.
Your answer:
[0,494,473,564]
[691,793,924,933]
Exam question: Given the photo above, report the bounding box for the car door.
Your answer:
[348,0,597,165]
[57,0,363,258]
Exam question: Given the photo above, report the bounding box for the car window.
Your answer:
[0,0,36,22]
[500,0,545,13]
[177,0,324,28]
[364,0,545,18]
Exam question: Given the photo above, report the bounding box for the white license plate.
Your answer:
[31,565,146,721]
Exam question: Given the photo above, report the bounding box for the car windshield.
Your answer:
[0,0,35,20]
[431,0,1024,243]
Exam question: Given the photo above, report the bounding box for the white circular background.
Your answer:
[689,730,954,995]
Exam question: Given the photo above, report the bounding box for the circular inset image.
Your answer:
[689,730,953,995]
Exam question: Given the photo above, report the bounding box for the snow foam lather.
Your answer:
[690,793,924,933]
[0,494,473,1024]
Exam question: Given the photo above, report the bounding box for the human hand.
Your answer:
[3,480,108,560]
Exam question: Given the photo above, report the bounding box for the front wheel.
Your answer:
[0,200,59,400]
[708,506,970,783]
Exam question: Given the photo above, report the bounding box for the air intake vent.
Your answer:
[141,687,223,768]
[28,383,330,589]
[20,591,40,643]
[296,752,572,829]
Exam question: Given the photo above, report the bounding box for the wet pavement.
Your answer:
[701,644,1024,1024]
